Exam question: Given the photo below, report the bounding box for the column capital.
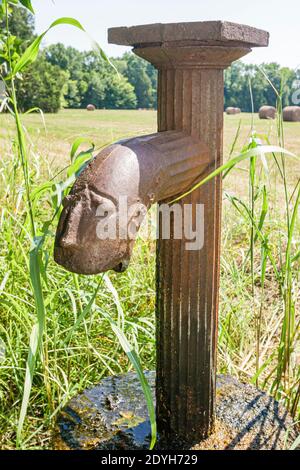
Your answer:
[108,21,269,70]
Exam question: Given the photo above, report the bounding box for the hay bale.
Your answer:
[283,106,300,122]
[86,104,96,111]
[259,106,276,120]
[226,107,241,115]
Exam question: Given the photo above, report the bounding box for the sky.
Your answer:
[32,0,300,69]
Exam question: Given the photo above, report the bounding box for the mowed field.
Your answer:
[0,109,299,449]
[1,109,300,218]
[1,108,300,185]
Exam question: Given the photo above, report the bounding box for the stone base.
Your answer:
[54,372,297,450]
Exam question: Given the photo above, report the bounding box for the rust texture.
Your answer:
[54,21,269,446]
[129,32,267,443]
[54,372,298,450]
[108,21,269,48]
[55,131,209,274]
[154,56,225,443]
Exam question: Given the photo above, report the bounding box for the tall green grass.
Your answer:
[0,2,299,451]
[0,0,155,449]
[172,70,300,440]
[219,78,300,434]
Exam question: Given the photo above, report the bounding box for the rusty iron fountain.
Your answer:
[54,21,297,450]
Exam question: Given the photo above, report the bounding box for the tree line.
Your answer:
[1,7,299,113]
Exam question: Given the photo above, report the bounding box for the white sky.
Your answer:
[32,0,300,69]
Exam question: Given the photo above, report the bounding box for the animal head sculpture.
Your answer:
[54,131,210,274]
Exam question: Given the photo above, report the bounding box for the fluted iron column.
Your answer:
[109,21,269,444]
[140,47,252,443]
[155,65,224,442]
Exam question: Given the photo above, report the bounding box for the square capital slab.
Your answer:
[108,21,269,49]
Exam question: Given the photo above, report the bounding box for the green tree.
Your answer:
[45,44,86,108]
[145,61,157,109]
[102,75,137,109]
[7,4,35,42]
[63,79,81,108]
[81,54,138,109]
[45,43,83,78]
[42,45,159,110]
[122,53,155,109]
[224,61,247,109]
[224,61,297,112]
[81,71,106,108]
[0,6,67,113]
[0,3,35,56]
[279,66,297,107]
[16,56,68,113]
[43,46,138,110]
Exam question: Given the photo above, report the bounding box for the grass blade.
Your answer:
[17,237,46,445]
[19,0,34,13]
[11,18,85,77]
[103,274,157,449]
[171,145,297,203]
[290,434,300,450]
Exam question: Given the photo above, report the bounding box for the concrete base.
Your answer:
[54,372,297,450]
